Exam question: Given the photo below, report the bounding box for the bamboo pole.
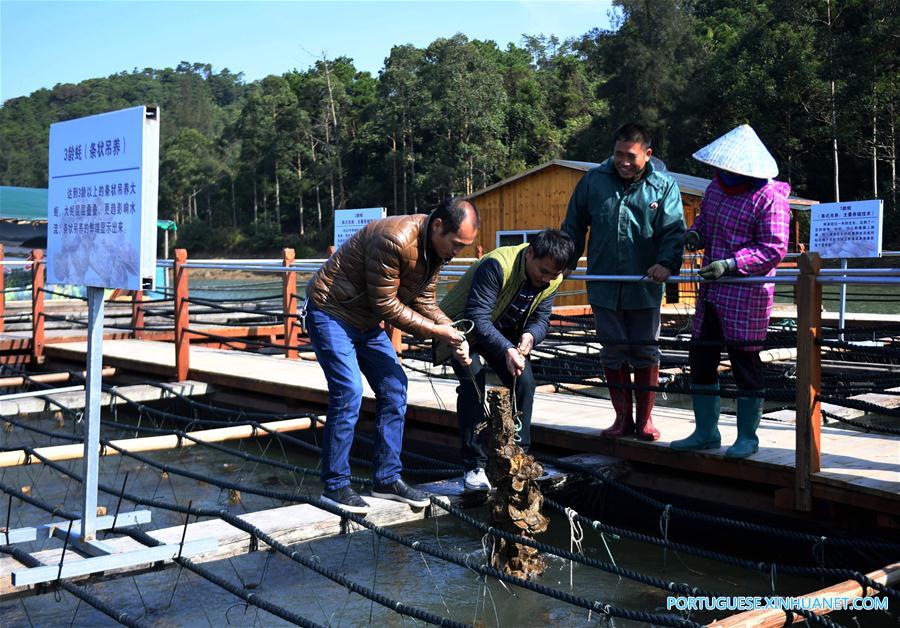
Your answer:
[795,252,823,511]
[710,562,899,627]
[0,416,322,468]
[0,368,117,388]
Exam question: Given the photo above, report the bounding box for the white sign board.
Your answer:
[809,199,883,259]
[333,207,386,250]
[47,106,160,290]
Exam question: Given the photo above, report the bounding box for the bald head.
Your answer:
[433,196,479,233]
[430,196,479,261]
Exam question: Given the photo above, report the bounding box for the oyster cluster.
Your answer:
[485,388,548,579]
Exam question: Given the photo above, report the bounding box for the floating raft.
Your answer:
[42,340,900,517]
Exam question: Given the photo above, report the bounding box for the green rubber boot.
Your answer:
[726,395,764,458]
[671,384,721,451]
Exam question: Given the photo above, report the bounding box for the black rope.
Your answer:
[6,455,679,627]
[119,528,326,627]
[821,410,900,435]
[432,498,843,628]
[538,454,900,556]
[542,497,896,602]
[1,482,463,627]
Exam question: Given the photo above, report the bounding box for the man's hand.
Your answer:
[646,264,671,283]
[698,258,737,280]
[517,332,534,357]
[505,347,526,377]
[433,323,465,348]
[454,340,472,366]
[684,230,703,252]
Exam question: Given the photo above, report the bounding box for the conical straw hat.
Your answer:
[692,124,778,178]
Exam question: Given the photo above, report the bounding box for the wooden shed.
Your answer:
[463,159,816,307]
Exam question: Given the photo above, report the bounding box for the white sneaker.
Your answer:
[464,468,491,491]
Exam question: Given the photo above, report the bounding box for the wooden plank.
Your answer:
[0,416,321,467]
[1,380,214,418]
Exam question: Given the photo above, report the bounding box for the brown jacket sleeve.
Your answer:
[365,232,437,340]
[409,275,452,326]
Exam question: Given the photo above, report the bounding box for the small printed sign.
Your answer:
[809,199,883,259]
[333,207,386,249]
[47,106,160,289]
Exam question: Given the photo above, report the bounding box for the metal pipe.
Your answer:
[0,385,84,401]
[817,276,900,285]
[819,268,900,276]
[153,258,900,286]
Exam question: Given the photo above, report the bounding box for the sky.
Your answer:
[1,0,614,103]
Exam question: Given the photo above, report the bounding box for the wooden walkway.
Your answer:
[41,340,900,517]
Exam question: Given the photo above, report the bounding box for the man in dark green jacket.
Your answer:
[562,123,685,442]
[436,229,574,491]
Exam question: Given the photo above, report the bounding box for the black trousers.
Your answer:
[451,351,535,471]
[689,303,764,391]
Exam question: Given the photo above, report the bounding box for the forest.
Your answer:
[1,0,897,254]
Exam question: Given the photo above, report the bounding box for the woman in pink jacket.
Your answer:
[672,125,791,458]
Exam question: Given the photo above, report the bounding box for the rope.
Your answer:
[538,454,900,555]
[0,482,465,627]
[564,506,584,589]
[428,499,843,627]
[2,464,696,627]
[821,410,900,435]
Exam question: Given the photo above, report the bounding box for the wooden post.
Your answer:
[174,249,189,381]
[282,248,299,359]
[0,244,5,334]
[31,249,45,363]
[131,290,145,340]
[795,252,822,512]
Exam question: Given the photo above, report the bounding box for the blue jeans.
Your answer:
[305,301,408,492]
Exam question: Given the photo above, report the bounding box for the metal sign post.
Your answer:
[7,105,218,587]
[838,258,848,341]
[80,285,105,540]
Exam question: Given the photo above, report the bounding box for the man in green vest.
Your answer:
[562,123,685,441]
[436,229,575,491]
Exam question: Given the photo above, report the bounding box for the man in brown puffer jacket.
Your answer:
[306,197,478,513]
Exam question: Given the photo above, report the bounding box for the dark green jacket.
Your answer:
[562,158,685,309]
[434,243,562,364]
